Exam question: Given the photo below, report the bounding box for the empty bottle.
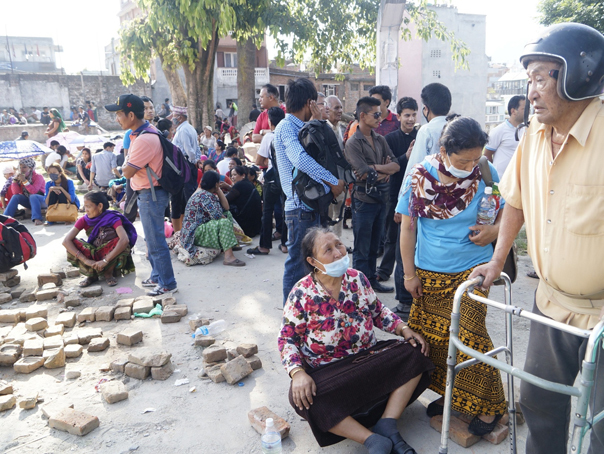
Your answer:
[261,418,282,453]
[476,186,498,226]
[194,319,227,337]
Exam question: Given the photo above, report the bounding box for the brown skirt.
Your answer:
[288,339,434,447]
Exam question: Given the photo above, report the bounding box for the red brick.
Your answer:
[430,415,480,448]
[248,406,290,439]
[49,408,100,436]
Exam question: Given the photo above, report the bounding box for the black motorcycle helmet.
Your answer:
[520,23,604,101]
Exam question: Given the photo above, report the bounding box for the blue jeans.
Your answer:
[283,208,320,304]
[137,188,176,290]
[352,199,387,282]
[5,194,46,222]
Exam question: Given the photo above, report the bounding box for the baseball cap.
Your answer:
[105,94,144,116]
[20,131,28,138]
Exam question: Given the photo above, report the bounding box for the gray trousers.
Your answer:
[520,302,604,454]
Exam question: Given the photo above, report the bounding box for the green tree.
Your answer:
[538,0,604,34]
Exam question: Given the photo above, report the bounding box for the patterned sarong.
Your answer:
[408,266,507,416]
[67,237,135,278]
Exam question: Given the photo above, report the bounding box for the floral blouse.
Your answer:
[278,269,402,374]
[179,189,224,255]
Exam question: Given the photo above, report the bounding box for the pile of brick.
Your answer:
[197,340,262,385]
[109,348,175,381]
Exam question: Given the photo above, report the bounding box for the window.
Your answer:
[350,82,359,91]
[430,49,442,58]
[224,52,237,68]
[278,85,286,102]
[322,84,337,97]
[363,84,372,91]
[433,70,441,78]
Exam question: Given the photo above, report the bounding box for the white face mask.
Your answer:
[444,155,474,179]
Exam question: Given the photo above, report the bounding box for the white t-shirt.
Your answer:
[216,158,231,176]
[45,151,61,168]
[257,131,274,170]
[485,120,524,177]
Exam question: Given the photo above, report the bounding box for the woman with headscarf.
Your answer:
[45,163,80,225]
[4,158,46,225]
[63,191,137,287]
[44,108,66,138]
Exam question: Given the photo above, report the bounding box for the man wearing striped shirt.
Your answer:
[274,78,345,303]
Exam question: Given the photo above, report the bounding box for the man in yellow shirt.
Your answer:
[472,23,604,453]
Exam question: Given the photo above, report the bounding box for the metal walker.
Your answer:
[439,274,604,453]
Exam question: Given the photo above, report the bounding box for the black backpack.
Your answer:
[0,214,36,272]
[293,120,355,222]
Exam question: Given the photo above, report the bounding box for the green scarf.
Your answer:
[50,108,66,133]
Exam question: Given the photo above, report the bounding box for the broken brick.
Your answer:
[220,355,253,385]
[25,317,48,332]
[55,312,76,328]
[237,343,258,358]
[151,360,174,380]
[114,306,131,321]
[77,308,96,323]
[94,306,115,322]
[124,363,150,380]
[100,381,128,404]
[49,408,100,436]
[116,329,143,346]
[87,337,110,352]
[38,273,62,287]
[248,406,291,439]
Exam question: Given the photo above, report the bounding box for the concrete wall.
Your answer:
[0,73,148,130]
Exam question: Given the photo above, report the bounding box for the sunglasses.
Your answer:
[370,111,382,120]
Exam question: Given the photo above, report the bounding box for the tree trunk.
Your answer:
[160,58,187,106]
[236,37,257,129]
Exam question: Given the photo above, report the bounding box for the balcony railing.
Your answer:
[216,67,270,86]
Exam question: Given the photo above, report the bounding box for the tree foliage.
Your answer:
[538,0,604,34]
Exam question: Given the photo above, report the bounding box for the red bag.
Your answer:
[0,214,37,271]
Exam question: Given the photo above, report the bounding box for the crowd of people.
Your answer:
[0,22,602,454]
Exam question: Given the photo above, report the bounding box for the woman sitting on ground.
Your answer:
[63,191,137,287]
[207,139,226,163]
[44,108,66,138]
[398,116,507,436]
[76,147,92,186]
[4,158,46,225]
[226,166,262,238]
[45,163,80,223]
[201,159,232,191]
[278,227,434,454]
[177,170,245,267]
[1,165,15,209]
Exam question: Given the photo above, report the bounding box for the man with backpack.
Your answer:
[106,94,177,296]
[274,78,345,303]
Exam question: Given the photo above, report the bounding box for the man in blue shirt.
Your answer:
[404,83,452,175]
[274,78,345,302]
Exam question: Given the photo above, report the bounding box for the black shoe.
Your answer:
[389,432,416,454]
[370,280,394,293]
[468,414,503,436]
[426,400,444,417]
[346,246,353,254]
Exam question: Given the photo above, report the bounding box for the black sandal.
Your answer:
[426,400,444,417]
[105,276,118,287]
[468,414,503,436]
[389,433,416,454]
[79,276,98,288]
[247,247,268,255]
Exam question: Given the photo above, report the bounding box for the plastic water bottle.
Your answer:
[476,187,498,226]
[261,418,282,453]
[194,320,227,337]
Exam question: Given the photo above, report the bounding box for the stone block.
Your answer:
[36,288,58,301]
[87,337,110,352]
[114,306,131,320]
[77,308,96,323]
[77,328,103,344]
[50,267,67,279]
[19,289,36,303]
[19,393,38,409]
[0,270,18,282]
[64,296,81,308]
[128,349,171,368]
[0,380,13,395]
[207,366,225,383]
[63,334,79,345]
[430,415,480,448]
[41,401,74,419]
[42,282,57,290]
[43,337,64,349]
[23,338,44,356]
[116,329,143,346]
[116,298,134,308]
[236,343,258,358]
[0,343,22,366]
[44,348,66,369]
[0,309,20,323]
[132,299,154,314]
[245,355,263,370]
[151,360,174,380]
[160,310,181,323]
[25,305,48,320]
[0,293,12,304]
[80,285,103,298]
[202,346,227,363]
[248,406,291,439]
[457,413,509,445]
[189,318,209,331]
[49,408,100,436]
[124,363,150,380]
[56,312,76,328]
[195,336,215,348]
[100,381,128,404]
[110,358,128,373]
[158,296,177,307]
[66,370,81,380]
[95,306,115,322]
[25,317,48,332]
[169,304,188,317]
[227,348,238,360]
[220,355,254,385]
[64,344,83,358]
[4,323,27,343]
[5,275,20,288]
[64,267,80,278]
[0,394,16,412]
[38,273,62,287]
[44,324,64,337]
[10,287,24,299]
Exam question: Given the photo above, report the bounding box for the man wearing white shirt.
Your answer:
[404,83,452,175]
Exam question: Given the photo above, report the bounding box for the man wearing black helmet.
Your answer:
[471,23,604,453]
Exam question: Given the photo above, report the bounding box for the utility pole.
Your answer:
[5,28,14,75]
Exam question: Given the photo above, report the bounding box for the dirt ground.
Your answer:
[0,222,542,454]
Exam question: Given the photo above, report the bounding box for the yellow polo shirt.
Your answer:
[499,98,604,330]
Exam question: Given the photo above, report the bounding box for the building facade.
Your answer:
[0,37,62,74]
